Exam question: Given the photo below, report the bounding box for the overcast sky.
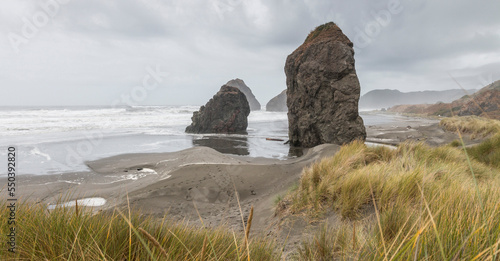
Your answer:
[1,0,499,106]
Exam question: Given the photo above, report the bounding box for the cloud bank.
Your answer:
[0,0,499,106]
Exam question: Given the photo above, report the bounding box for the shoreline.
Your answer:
[3,118,470,209]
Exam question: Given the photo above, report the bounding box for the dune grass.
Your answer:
[466,132,500,168]
[440,116,500,138]
[281,127,500,259]
[0,199,277,260]
[441,116,500,169]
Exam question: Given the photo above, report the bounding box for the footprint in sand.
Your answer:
[207,166,232,193]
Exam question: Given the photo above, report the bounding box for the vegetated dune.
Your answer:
[276,116,500,260]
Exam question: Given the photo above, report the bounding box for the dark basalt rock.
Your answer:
[186,85,250,133]
[266,90,287,112]
[285,22,366,147]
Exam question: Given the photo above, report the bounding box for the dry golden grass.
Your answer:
[0,200,277,260]
[440,115,500,138]
[442,116,500,168]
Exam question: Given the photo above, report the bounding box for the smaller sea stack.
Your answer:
[186,85,250,134]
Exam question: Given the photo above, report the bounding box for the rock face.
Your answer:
[285,22,366,147]
[185,85,250,133]
[266,90,287,112]
[457,81,500,119]
[226,79,261,111]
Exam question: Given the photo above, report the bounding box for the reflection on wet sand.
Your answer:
[288,146,304,157]
[192,136,249,155]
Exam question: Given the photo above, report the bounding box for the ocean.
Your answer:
[0,106,404,176]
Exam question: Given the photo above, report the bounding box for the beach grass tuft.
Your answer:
[0,200,277,260]
[440,115,500,138]
[466,131,500,168]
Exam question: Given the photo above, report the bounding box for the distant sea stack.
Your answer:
[285,22,366,147]
[185,85,250,133]
[266,90,287,112]
[225,79,261,111]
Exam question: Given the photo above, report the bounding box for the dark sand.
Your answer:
[2,119,478,258]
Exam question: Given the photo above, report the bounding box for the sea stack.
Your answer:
[185,85,250,133]
[285,22,366,147]
[266,90,287,112]
[225,78,261,111]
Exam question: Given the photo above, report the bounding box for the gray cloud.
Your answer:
[0,0,499,106]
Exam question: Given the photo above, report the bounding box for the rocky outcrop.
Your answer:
[387,80,500,119]
[457,82,500,119]
[226,79,261,111]
[285,22,366,147]
[185,85,250,133]
[266,90,287,112]
[360,89,478,110]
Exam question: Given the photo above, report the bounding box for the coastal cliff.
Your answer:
[388,80,500,119]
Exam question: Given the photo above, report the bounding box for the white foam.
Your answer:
[138,168,157,174]
[120,173,146,181]
[0,106,197,137]
[32,180,82,186]
[103,173,146,184]
[159,174,172,181]
[47,197,106,209]
[248,111,287,123]
[30,147,52,160]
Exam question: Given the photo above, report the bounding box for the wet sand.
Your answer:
[365,116,482,146]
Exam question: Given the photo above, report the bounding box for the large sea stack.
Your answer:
[226,78,261,111]
[185,85,250,133]
[285,22,366,147]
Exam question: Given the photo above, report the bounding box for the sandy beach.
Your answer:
[2,116,478,255]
